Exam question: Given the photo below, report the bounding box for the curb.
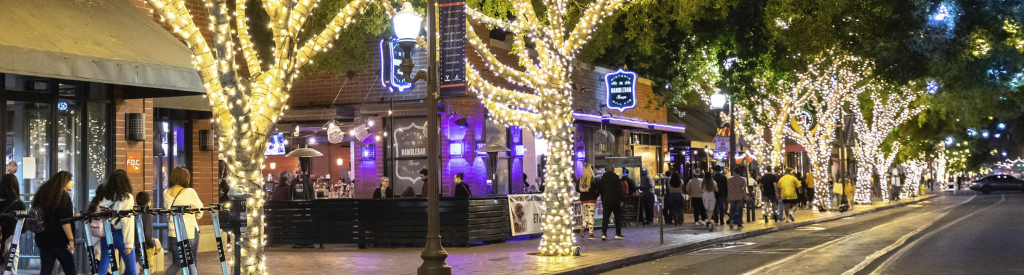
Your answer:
[556,194,938,275]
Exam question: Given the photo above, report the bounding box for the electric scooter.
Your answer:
[205,204,229,275]
[1,210,26,275]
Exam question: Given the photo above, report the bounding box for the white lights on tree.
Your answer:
[851,84,926,203]
[785,52,872,208]
[143,0,371,273]
[465,0,626,256]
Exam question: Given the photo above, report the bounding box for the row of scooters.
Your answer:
[2,204,232,275]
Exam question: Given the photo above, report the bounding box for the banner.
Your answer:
[508,194,544,236]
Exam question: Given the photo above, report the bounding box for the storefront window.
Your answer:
[4,74,49,93]
[86,101,109,197]
[57,100,82,204]
[5,101,51,200]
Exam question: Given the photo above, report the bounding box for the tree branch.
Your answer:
[466,65,541,112]
[296,0,372,67]
[235,0,264,78]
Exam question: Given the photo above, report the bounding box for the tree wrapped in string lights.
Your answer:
[144,0,372,273]
[465,0,626,256]
[751,77,814,171]
[851,84,926,203]
[902,159,926,199]
[785,53,872,208]
[720,104,771,168]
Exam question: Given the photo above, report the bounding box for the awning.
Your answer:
[0,0,204,94]
[670,106,719,144]
[574,112,686,134]
[153,95,211,112]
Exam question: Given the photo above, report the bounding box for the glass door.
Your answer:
[153,120,189,245]
[5,101,51,202]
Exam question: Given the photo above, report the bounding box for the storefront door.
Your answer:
[152,119,190,243]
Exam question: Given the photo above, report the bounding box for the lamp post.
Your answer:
[393,3,451,275]
[710,92,735,173]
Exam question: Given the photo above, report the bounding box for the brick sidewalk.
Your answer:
[177,195,935,275]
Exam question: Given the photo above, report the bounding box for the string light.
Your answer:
[465,0,625,256]
[851,84,927,203]
[143,0,371,273]
[785,51,872,208]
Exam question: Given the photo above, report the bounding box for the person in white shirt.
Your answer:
[98,169,138,275]
[164,167,204,275]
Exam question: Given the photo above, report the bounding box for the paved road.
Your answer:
[603,191,1024,275]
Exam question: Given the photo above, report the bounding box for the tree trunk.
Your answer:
[854,162,873,204]
[219,127,269,274]
[537,121,576,256]
[811,162,832,208]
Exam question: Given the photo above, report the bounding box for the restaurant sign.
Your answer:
[379,39,413,93]
[605,69,638,112]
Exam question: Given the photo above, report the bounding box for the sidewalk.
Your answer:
[187,194,935,275]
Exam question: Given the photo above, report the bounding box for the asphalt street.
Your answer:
[603,190,1024,275]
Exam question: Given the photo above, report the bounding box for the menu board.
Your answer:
[620,196,640,227]
[393,117,427,158]
[438,0,467,97]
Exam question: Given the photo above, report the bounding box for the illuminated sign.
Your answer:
[265,133,286,156]
[604,69,637,112]
[379,39,413,92]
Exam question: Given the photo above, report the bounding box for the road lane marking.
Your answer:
[864,194,1004,275]
[742,195,975,275]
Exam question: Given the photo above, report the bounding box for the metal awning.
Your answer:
[0,0,204,94]
[573,112,686,134]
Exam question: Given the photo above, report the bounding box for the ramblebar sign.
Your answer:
[605,69,637,112]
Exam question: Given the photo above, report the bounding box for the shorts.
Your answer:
[702,195,717,211]
[783,199,800,204]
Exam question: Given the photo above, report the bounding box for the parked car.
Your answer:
[970,175,1024,194]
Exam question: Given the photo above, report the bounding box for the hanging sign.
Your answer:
[797,110,816,130]
[379,39,413,93]
[605,69,638,111]
[438,0,467,97]
[394,118,428,158]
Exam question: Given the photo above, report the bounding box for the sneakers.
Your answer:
[708,223,714,232]
[695,221,702,226]
[788,214,796,222]
[602,235,607,241]
[737,225,744,229]
[614,235,625,240]
[588,234,595,240]
[729,223,734,229]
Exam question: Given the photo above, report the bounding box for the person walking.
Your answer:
[727,166,747,229]
[577,165,598,239]
[0,174,26,267]
[701,173,719,231]
[98,170,138,275]
[712,165,729,226]
[686,171,707,225]
[778,169,802,222]
[637,168,656,225]
[165,167,204,274]
[596,164,625,240]
[373,177,394,199]
[32,171,77,275]
[760,169,781,223]
[453,173,472,198]
[666,172,685,226]
[746,172,758,223]
[804,172,816,209]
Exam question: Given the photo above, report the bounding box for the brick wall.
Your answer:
[113,90,153,199]
[191,118,218,225]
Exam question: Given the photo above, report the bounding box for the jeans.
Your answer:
[714,198,728,224]
[100,228,138,275]
[38,243,76,275]
[729,200,744,226]
[601,203,624,237]
[666,193,685,224]
[638,193,656,224]
[167,230,200,275]
[690,199,707,222]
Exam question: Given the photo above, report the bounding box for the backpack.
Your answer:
[24,207,46,233]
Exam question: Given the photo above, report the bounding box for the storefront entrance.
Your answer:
[2,73,112,272]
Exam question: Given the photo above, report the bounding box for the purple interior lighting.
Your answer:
[361,144,376,160]
[449,143,464,156]
[573,112,686,132]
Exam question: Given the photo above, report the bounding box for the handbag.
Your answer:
[88,205,111,238]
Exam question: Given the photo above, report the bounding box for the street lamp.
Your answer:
[709,91,735,173]
[392,2,451,275]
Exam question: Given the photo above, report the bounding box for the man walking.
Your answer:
[760,168,780,223]
[637,168,656,225]
[686,171,707,225]
[596,165,626,240]
[713,165,729,226]
[778,169,802,222]
[727,166,748,229]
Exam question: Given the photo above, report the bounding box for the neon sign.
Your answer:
[604,69,637,112]
[379,39,413,92]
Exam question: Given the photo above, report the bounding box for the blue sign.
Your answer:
[605,69,637,112]
[265,133,286,156]
[380,39,413,92]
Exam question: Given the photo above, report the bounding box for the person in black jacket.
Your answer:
[621,168,637,196]
[373,177,394,199]
[454,173,472,198]
[596,165,625,240]
[712,165,729,225]
[32,171,77,275]
[0,174,26,267]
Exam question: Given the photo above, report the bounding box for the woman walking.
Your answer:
[577,165,598,240]
[0,174,26,267]
[666,172,685,226]
[32,171,77,275]
[701,173,718,231]
[98,169,138,275]
[164,167,204,275]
